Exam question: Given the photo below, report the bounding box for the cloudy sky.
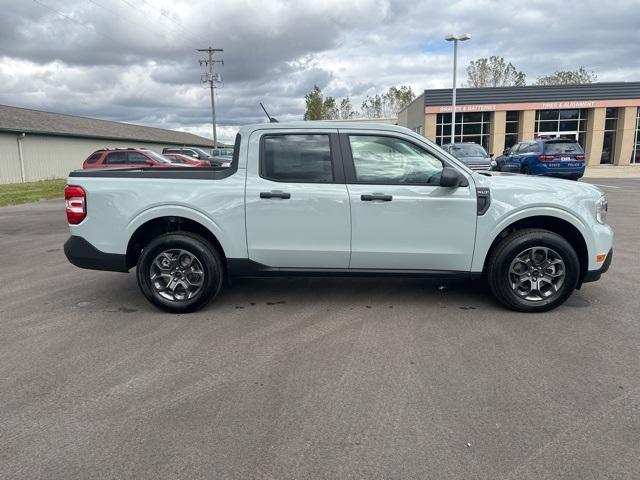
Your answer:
[1,0,639,143]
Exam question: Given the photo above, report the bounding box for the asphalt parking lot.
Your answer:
[1,178,639,479]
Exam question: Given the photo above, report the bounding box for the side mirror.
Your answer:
[489,153,494,158]
[502,149,510,156]
[440,166,467,188]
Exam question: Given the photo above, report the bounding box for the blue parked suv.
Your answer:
[495,138,586,180]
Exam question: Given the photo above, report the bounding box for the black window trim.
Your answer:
[258,132,345,184]
[338,131,462,186]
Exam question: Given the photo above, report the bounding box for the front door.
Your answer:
[341,131,477,271]
[245,130,351,269]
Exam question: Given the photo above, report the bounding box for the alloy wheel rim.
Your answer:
[508,246,566,301]
[150,249,205,302]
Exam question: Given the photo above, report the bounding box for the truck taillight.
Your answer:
[575,154,585,160]
[65,185,86,224]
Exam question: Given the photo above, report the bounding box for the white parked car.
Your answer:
[64,122,613,313]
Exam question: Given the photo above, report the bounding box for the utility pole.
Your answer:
[197,46,224,147]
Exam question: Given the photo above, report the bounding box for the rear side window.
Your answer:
[105,152,127,164]
[261,134,333,183]
[544,142,584,154]
[524,143,540,153]
[86,152,103,164]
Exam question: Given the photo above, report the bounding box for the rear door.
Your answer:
[245,129,351,268]
[341,130,477,271]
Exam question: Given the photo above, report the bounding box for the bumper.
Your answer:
[531,164,585,178]
[582,248,613,284]
[64,236,129,273]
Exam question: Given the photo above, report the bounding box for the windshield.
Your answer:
[145,151,173,163]
[449,144,488,158]
[544,142,584,154]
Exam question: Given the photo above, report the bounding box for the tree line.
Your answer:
[303,57,597,120]
[303,85,416,121]
[466,56,597,88]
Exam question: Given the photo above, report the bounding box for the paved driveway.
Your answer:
[1,178,639,479]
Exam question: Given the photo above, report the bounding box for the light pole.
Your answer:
[445,33,470,144]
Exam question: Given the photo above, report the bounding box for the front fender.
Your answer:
[471,206,591,272]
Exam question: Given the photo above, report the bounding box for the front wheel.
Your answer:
[486,229,580,312]
[521,166,529,175]
[136,233,224,313]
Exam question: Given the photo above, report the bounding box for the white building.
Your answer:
[0,104,214,184]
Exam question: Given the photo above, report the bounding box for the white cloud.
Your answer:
[1,0,639,141]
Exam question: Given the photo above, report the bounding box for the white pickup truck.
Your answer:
[64,122,613,313]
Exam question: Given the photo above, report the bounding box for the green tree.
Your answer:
[360,85,416,118]
[465,56,526,87]
[535,67,597,85]
[339,96,357,119]
[303,85,339,120]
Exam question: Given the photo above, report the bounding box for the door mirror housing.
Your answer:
[502,148,510,156]
[489,153,494,158]
[439,166,468,188]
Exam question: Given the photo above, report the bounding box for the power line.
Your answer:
[116,0,205,45]
[32,0,121,45]
[85,0,168,39]
[138,0,211,45]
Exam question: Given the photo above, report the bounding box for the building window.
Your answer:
[505,111,519,148]
[633,107,640,165]
[601,108,617,165]
[413,125,424,136]
[436,112,490,149]
[535,109,588,147]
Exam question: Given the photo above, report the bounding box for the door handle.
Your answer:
[361,194,392,202]
[260,191,291,199]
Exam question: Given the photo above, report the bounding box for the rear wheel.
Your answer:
[136,233,224,313]
[486,228,579,312]
[521,166,529,175]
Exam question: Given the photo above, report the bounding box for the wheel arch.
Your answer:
[482,215,589,286]
[126,216,227,270]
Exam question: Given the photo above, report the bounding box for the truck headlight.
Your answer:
[595,195,608,224]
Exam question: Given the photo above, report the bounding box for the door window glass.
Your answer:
[105,152,127,164]
[127,152,149,164]
[349,135,443,185]
[262,134,333,182]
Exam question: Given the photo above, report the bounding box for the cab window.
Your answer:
[261,134,333,183]
[348,135,443,185]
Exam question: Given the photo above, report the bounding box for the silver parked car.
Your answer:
[441,142,496,171]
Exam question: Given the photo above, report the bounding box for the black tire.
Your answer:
[486,228,580,312]
[521,166,529,175]
[136,232,224,313]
